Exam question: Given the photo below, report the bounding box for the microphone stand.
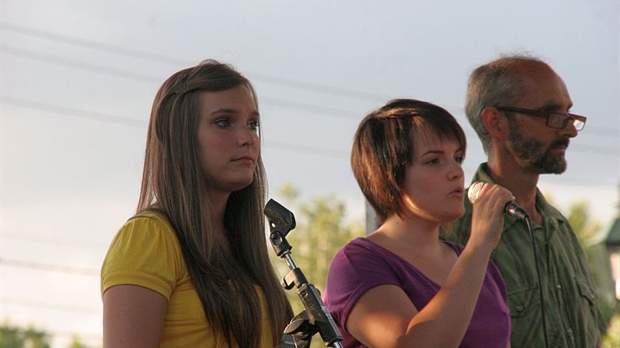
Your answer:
[264,199,343,348]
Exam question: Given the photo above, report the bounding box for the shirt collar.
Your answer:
[471,163,568,226]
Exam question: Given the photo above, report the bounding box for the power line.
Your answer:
[1,96,351,158]
[260,95,361,120]
[1,95,146,128]
[266,141,349,159]
[0,22,192,66]
[2,232,110,250]
[2,297,101,315]
[1,22,390,102]
[1,44,162,84]
[0,258,99,277]
[2,23,617,162]
[1,46,364,120]
[4,44,617,137]
[5,95,616,158]
[3,24,618,136]
[576,144,620,157]
[5,21,619,130]
[582,126,619,138]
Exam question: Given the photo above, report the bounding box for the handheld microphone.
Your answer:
[468,182,529,220]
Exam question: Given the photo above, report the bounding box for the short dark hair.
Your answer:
[351,99,466,223]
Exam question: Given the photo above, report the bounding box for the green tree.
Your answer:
[0,324,24,348]
[0,321,100,348]
[269,184,364,347]
[567,200,603,245]
[601,315,620,348]
[558,197,619,347]
[273,185,364,294]
[0,321,51,348]
[66,335,96,348]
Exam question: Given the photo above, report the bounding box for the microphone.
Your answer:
[468,182,529,220]
[265,199,297,235]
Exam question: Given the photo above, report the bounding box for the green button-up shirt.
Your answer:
[444,163,606,348]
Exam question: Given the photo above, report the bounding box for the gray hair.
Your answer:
[465,53,546,153]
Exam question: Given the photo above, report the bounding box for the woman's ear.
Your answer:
[481,106,508,140]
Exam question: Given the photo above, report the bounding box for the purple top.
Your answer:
[324,238,511,348]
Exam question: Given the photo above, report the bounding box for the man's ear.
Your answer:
[481,106,508,140]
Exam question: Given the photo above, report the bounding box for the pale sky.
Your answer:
[1,1,619,347]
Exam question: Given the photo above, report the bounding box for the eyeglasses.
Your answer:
[496,106,587,131]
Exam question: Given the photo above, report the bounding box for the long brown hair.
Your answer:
[138,59,292,347]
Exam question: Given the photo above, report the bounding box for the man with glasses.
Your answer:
[444,54,606,348]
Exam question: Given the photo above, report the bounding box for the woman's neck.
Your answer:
[370,214,442,254]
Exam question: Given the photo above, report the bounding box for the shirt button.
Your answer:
[566,328,573,334]
[556,284,562,289]
[515,305,524,312]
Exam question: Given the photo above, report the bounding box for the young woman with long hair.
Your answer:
[101,60,292,347]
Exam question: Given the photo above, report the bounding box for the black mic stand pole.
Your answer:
[265,199,343,348]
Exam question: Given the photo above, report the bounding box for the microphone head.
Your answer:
[264,199,296,231]
[467,181,486,204]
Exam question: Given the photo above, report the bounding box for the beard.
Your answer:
[507,120,570,174]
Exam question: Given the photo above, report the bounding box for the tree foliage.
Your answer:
[548,194,619,346]
[268,185,364,347]
[567,200,604,245]
[272,185,364,295]
[66,336,93,348]
[0,321,50,348]
[0,321,99,348]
